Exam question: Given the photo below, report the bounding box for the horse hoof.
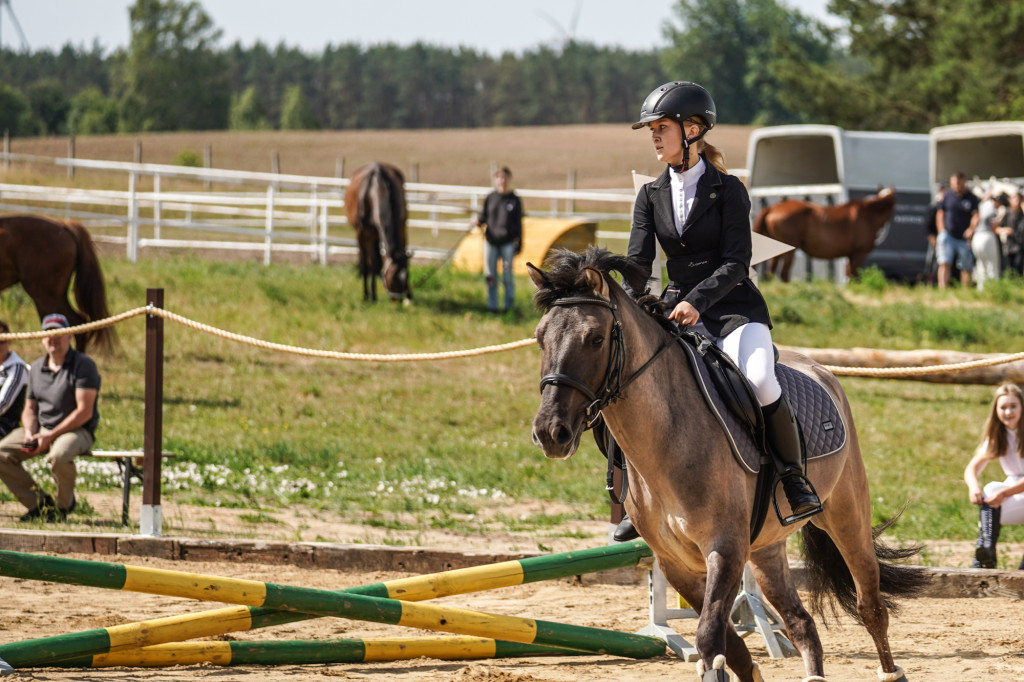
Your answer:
[876,665,906,682]
[696,654,729,682]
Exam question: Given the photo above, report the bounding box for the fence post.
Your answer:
[264,184,275,266]
[204,144,212,191]
[319,198,329,266]
[127,171,139,262]
[141,288,165,537]
[134,140,142,164]
[67,135,75,180]
[567,168,577,214]
[335,156,345,178]
[2,129,8,171]
[153,173,162,240]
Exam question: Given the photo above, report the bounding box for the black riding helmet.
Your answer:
[632,81,717,171]
[631,81,717,130]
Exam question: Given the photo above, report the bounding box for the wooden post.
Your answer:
[2,129,9,171]
[271,151,280,190]
[335,156,345,178]
[134,140,142,164]
[67,135,75,180]
[141,288,165,537]
[409,161,419,183]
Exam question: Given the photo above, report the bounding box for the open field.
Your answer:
[3,123,754,190]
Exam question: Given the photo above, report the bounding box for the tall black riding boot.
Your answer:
[763,394,822,519]
[973,504,1001,569]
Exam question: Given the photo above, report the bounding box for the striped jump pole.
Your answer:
[48,636,581,668]
[0,544,662,667]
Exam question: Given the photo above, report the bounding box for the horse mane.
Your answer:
[359,163,408,266]
[533,246,675,331]
[863,187,896,213]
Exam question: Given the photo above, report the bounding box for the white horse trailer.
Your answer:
[746,124,931,282]
[930,121,1024,186]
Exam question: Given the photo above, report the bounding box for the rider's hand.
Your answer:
[669,301,700,326]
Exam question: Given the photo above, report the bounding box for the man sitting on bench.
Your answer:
[0,314,101,523]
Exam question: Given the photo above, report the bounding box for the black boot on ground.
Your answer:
[763,394,822,519]
[973,504,1001,569]
[613,514,640,542]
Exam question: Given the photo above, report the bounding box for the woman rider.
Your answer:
[608,81,822,541]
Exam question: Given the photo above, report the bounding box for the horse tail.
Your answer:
[800,510,931,624]
[752,206,769,235]
[65,221,117,355]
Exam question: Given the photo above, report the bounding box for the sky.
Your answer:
[3,0,837,56]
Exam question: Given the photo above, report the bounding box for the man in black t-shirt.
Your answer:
[936,172,980,289]
[474,167,523,312]
[0,314,101,522]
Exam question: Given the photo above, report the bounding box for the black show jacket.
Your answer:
[627,158,771,338]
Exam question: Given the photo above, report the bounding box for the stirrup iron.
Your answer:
[772,470,823,526]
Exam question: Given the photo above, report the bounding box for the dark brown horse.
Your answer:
[530,247,927,682]
[0,214,116,354]
[344,162,411,302]
[753,187,896,282]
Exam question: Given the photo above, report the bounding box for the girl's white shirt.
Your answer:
[669,156,705,236]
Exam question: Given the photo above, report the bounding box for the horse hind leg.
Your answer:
[749,543,825,679]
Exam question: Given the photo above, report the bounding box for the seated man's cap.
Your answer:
[41,314,70,331]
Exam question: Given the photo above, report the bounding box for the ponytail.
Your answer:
[702,141,728,175]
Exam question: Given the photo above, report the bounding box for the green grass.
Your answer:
[2,257,1023,547]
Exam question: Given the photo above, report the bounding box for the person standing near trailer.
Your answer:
[936,172,979,289]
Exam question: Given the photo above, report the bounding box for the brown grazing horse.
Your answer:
[753,187,896,282]
[529,247,927,682]
[344,162,411,302]
[0,214,116,354]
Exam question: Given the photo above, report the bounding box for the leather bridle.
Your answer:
[539,295,670,429]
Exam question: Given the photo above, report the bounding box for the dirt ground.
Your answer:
[2,491,1024,681]
[1,553,1023,682]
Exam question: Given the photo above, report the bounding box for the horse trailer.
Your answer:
[930,121,1024,186]
[745,124,931,282]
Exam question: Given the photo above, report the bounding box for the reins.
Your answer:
[539,295,670,429]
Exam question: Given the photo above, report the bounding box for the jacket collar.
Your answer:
[649,155,726,233]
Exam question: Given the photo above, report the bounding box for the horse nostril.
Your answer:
[553,425,573,446]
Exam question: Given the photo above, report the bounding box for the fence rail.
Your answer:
[0,153,635,265]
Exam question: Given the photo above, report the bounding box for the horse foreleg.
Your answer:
[660,562,759,682]
[749,543,824,678]
[698,554,751,681]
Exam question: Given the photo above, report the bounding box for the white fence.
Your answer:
[0,153,635,265]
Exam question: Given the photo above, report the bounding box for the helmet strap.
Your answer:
[671,124,708,173]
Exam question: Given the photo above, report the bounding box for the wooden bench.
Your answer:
[89,450,176,527]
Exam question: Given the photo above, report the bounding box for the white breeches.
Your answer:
[694,321,781,407]
[984,475,1024,525]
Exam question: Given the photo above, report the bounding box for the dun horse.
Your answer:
[344,162,411,302]
[530,247,927,682]
[753,187,896,282]
[0,214,116,354]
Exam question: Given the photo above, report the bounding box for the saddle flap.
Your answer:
[676,333,848,475]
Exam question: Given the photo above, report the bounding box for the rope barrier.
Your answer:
[2,306,1022,374]
[0,306,538,362]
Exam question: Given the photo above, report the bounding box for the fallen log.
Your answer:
[781,346,1024,385]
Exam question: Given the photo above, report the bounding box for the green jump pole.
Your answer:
[0,544,661,667]
[48,636,581,668]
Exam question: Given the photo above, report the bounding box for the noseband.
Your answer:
[539,295,669,428]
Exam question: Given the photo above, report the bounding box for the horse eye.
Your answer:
[591,335,604,346]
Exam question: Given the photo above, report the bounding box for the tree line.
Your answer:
[0,0,1019,139]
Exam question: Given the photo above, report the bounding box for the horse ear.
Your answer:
[527,262,549,289]
[583,267,610,299]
